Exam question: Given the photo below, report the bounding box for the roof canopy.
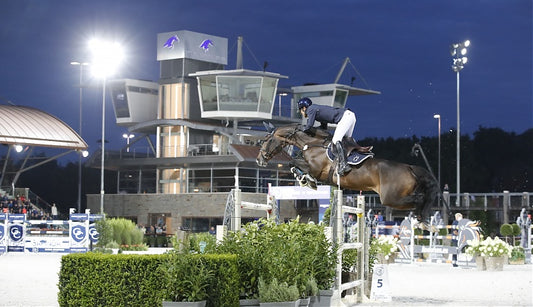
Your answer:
[0,105,87,150]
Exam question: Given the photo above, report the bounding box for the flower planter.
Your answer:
[485,256,504,271]
[299,297,310,307]
[509,258,525,265]
[259,299,300,307]
[376,253,395,265]
[162,300,206,307]
[475,256,486,271]
[239,299,260,306]
[309,290,333,307]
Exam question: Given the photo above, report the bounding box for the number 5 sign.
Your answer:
[370,264,392,302]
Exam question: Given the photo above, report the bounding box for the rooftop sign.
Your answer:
[157,30,228,65]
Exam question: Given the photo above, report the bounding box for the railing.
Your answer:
[348,191,532,211]
[116,144,230,159]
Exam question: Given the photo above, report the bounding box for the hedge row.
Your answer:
[58,253,239,307]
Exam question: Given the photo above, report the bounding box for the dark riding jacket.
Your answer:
[303,104,346,131]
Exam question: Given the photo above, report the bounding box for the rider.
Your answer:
[297,97,372,176]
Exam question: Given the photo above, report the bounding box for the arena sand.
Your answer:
[0,252,531,306]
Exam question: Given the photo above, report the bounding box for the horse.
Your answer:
[256,124,440,222]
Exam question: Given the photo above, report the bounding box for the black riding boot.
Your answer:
[335,141,351,176]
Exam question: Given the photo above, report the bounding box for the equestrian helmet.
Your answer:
[297,97,313,109]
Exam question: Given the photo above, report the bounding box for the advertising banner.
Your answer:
[7,214,26,252]
[0,213,6,254]
[25,236,70,253]
[88,214,104,245]
[69,213,89,253]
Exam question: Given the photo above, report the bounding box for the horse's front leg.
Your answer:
[290,158,318,190]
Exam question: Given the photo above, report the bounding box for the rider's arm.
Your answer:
[303,107,317,131]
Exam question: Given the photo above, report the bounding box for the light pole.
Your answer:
[89,39,123,214]
[451,39,470,207]
[70,61,89,213]
[122,133,134,152]
[433,114,441,191]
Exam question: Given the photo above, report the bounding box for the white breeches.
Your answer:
[332,110,356,143]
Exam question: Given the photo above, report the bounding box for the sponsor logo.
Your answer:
[9,225,23,242]
[71,225,86,243]
[89,225,99,243]
[199,39,214,52]
[0,224,4,240]
[163,35,180,49]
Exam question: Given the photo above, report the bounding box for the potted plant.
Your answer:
[161,254,214,307]
[370,235,399,264]
[258,277,300,307]
[466,239,485,270]
[300,276,318,307]
[509,246,525,265]
[467,236,512,271]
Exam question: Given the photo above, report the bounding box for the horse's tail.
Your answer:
[412,166,439,221]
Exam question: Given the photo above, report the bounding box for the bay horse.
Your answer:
[256,124,439,221]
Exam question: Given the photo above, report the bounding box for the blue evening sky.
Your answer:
[0,0,531,159]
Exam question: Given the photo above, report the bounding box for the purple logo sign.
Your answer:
[89,225,99,243]
[71,225,86,243]
[9,225,23,242]
[199,39,214,52]
[163,35,180,49]
[0,224,4,240]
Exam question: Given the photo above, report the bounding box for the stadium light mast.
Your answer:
[450,39,470,207]
[89,39,124,214]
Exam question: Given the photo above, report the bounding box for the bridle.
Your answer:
[259,125,329,161]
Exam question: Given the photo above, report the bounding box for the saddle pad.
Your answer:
[327,144,374,166]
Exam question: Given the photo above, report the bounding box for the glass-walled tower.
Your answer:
[156,30,227,193]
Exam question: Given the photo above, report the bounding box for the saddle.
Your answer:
[342,137,373,155]
[326,138,374,166]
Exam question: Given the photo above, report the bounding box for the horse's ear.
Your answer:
[263,121,275,133]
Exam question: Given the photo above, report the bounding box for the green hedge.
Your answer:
[58,253,239,307]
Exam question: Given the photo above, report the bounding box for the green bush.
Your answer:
[511,223,521,237]
[172,231,217,254]
[95,218,147,250]
[58,254,166,306]
[58,253,239,307]
[500,223,513,237]
[258,277,299,303]
[216,218,336,299]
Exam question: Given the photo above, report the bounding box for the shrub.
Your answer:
[511,246,525,261]
[58,253,239,307]
[258,277,299,303]
[161,254,215,302]
[96,218,147,251]
[500,223,513,237]
[216,218,336,299]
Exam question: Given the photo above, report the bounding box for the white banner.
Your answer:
[370,264,392,302]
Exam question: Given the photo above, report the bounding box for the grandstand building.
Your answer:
[85,30,379,235]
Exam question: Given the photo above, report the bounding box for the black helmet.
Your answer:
[297,97,312,109]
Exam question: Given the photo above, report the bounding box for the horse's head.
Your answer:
[256,124,299,167]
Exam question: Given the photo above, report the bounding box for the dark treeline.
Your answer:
[360,127,532,193]
[10,127,533,215]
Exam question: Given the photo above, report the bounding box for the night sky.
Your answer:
[0,0,531,162]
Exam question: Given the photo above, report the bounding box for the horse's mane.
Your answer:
[278,124,332,141]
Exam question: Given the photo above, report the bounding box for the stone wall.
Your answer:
[87,192,300,234]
